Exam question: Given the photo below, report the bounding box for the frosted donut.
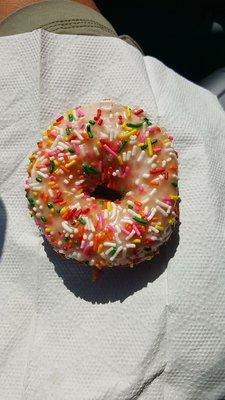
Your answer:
[25,101,179,269]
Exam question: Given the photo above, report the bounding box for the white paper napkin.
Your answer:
[0,30,225,400]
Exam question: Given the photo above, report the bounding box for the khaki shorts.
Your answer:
[0,0,142,51]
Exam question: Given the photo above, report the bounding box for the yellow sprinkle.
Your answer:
[107,201,112,211]
[48,181,55,187]
[133,238,141,244]
[60,207,67,215]
[122,122,132,131]
[54,160,59,167]
[65,160,76,168]
[118,129,137,140]
[45,227,51,233]
[50,208,55,214]
[32,191,38,197]
[168,218,175,225]
[125,106,131,119]
[117,155,123,165]
[138,143,144,147]
[154,224,164,231]
[97,244,103,253]
[54,169,60,175]
[47,140,53,146]
[170,195,180,201]
[147,137,153,156]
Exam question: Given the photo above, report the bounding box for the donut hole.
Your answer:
[91,185,123,201]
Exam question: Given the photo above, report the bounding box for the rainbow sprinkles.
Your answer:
[25,101,179,270]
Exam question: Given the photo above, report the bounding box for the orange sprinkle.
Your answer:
[168,164,177,172]
[150,180,159,187]
[61,165,70,173]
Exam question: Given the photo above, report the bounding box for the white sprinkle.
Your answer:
[103,210,108,219]
[166,157,172,162]
[142,196,150,205]
[122,152,127,162]
[48,189,54,197]
[128,209,141,218]
[93,146,99,156]
[71,140,81,145]
[164,148,173,153]
[156,199,171,210]
[32,207,37,212]
[115,224,121,233]
[142,173,150,179]
[150,236,158,241]
[147,207,157,221]
[89,259,95,266]
[126,243,136,248]
[104,241,117,247]
[58,141,69,149]
[75,179,84,186]
[37,171,48,178]
[132,145,138,156]
[69,174,73,179]
[80,240,86,249]
[121,218,133,224]
[88,232,93,240]
[147,154,157,165]
[126,229,135,240]
[69,155,77,160]
[58,240,62,246]
[172,174,179,179]
[162,160,167,167]
[156,205,168,216]
[75,193,84,199]
[79,145,85,156]
[74,129,83,141]
[36,200,40,205]
[135,178,140,185]
[30,185,42,191]
[127,150,132,161]
[125,191,133,197]
[149,226,159,234]
[40,168,48,172]
[70,234,74,238]
[127,200,134,207]
[56,145,64,151]
[151,163,157,169]
[51,135,60,149]
[64,179,69,184]
[110,246,123,261]
[39,205,43,210]
[89,241,94,247]
[62,221,74,233]
[137,150,145,162]
[144,206,149,215]
[115,232,122,244]
[74,202,81,210]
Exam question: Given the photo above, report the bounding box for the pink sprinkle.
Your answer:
[73,143,79,154]
[138,184,144,192]
[146,126,161,135]
[132,223,141,236]
[103,144,117,158]
[168,135,174,141]
[67,123,73,129]
[49,130,58,138]
[153,147,162,154]
[78,122,85,130]
[98,212,103,230]
[76,108,84,118]
[49,175,56,180]
[138,134,145,142]
[98,160,103,172]
[82,244,90,255]
[121,165,130,179]
[121,227,130,235]
[162,195,172,204]
[108,224,114,232]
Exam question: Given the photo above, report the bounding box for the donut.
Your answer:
[25,101,179,269]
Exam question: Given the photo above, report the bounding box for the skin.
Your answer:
[0,0,99,21]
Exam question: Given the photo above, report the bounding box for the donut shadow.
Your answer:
[43,224,180,304]
[0,198,7,261]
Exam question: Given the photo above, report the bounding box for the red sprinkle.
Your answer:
[150,167,165,175]
[133,109,143,115]
[56,115,64,123]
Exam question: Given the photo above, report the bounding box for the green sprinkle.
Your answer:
[117,140,128,153]
[64,236,69,242]
[144,117,152,126]
[140,144,148,150]
[171,181,178,187]
[40,216,47,223]
[68,113,74,122]
[36,176,42,183]
[49,160,55,173]
[86,124,93,138]
[126,122,143,128]
[89,119,95,125]
[65,127,71,135]
[109,247,117,257]
[79,217,86,225]
[28,197,35,207]
[151,139,157,144]
[144,246,152,252]
[99,200,104,205]
[82,164,99,175]
[133,216,147,225]
[68,148,74,154]
[56,207,61,214]
[128,204,133,209]
[47,203,53,209]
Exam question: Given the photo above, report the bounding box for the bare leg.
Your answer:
[0,0,99,21]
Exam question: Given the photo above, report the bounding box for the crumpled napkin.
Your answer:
[0,30,225,400]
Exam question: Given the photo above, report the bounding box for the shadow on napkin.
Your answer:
[0,198,7,261]
[43,224,179,304]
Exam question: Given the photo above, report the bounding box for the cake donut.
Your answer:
[25,101,179,269]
